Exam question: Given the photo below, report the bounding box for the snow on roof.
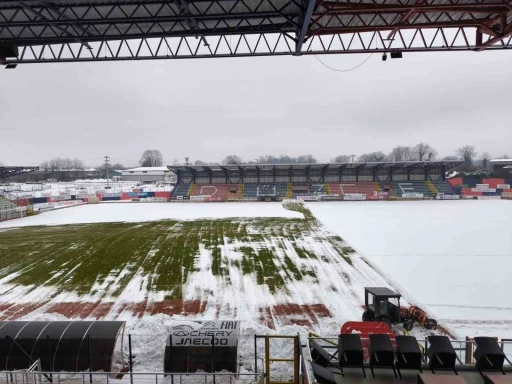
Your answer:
[490,159,512,163]
[123,167,170,172]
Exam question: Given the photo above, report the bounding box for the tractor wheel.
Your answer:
[403,319,414,332]
[362,309,375,322]
[424,319,438,330]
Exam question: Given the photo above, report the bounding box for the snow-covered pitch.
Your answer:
[308,200,512,339]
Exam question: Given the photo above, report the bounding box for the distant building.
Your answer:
[121,167,175,183]
[490,159,512,174]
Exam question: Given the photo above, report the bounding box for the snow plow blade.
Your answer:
[409,306,438,330]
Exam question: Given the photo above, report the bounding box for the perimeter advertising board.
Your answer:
[164,320,239,373]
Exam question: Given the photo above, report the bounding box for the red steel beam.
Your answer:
[476,23,512,49]
[321,2,512,13]
[387,0,424,39]
[309,18,490,35]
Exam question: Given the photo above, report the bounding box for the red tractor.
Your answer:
[361,287,437,332]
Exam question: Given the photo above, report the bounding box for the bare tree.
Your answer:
[388,146,409,161]
[139,149,164,167]
[332,155,351,163]
[358,152,386,162]
[456,145,478,167]
[40,161,51,173]
[111,162,125,170]
[443,156,460,161]
[172,158,180,165]
[222,155,243,165]
[415,143,438,161]
[194,160,206,165]
[296,154,317,163]
[499,154,510,159]
[481,152,491,169]
[185,157,190,165]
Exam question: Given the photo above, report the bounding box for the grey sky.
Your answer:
[1,51,511,167]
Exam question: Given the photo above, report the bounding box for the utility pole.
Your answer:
[104,156,110,188]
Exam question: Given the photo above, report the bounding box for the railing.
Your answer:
[0,371,262,384]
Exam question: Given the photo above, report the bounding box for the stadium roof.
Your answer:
[169,160,463,173]
[490,158,512,163]
[0,166,39,179]
[1,0,511,64]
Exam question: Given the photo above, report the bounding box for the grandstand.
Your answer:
[169,161,461,201]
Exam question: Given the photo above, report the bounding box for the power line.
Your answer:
[314,53,373,73]
[104,156,110,189]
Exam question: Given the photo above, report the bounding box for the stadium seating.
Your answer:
[242,184,288,200]
[172,184,192,198]
[430,181,456,195]
[189,184,240,201]
[386,182,433,197]
[328,182,377,199]
[0,196,23,221]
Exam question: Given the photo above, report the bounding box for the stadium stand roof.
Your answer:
[0,166,39,179]
[1,0,511,64]
[169,160,462,183]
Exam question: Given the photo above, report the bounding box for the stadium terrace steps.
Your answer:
[425,180,438,194]
[374,182,382,192]
[187,184,196,196]
[287,183,293,199]
[324,183,331,194]
[238,184,244,199]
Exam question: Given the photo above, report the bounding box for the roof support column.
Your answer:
[295,0,316,54]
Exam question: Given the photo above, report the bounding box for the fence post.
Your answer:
[47,335,53,382]
[87,335,92,384]
[212,336,216,384]
[128,334,134,384]
[254,335,257,375]
[169,335,174,384]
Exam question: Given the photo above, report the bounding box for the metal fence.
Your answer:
[0,371,262,384]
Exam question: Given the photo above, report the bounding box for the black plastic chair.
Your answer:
[427,336,459,374]
[474,337,510,377]
[368,334,398,378]
[338,334,366,378]
[310,340,340,369]
[395,335,424,378]
[310,361,342,384]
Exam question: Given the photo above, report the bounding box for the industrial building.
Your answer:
[121,167,176,184]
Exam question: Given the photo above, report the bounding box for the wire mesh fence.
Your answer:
[0,371,262,384]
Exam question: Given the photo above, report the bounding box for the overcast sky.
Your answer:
[1,50,511,167]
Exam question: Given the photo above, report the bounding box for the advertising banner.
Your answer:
[296,196,319,201]
[497,184,510,189]
[128,192,148,197]
[49,195,72,202]
[402,193,423,199]
[471,188,496,193]
[103,193,122,198]
[169,320,239,347]
[190,195,207,201]
[435,194,460,200]
[344,193,366,201]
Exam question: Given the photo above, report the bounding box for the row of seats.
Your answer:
[311,334,507,383]
[384,182,435,197]
[171,182,456,200]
